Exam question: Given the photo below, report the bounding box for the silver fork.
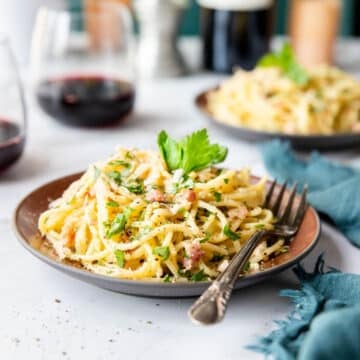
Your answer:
[188,180,308,325]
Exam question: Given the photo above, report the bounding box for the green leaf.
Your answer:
[107,171,122,185]
[190,269,207,282]
[157,129,228,175]
[243,261,250,273]
[163,274,172,283]
[257,43,309,85]
[210,254,225,262]
[223,224,240,240]
[153,246,170,261]
[157,130,182,171]
[199,233,210,243]
[106,209,131,238]
[106,200,119,208]
[255,223,265,229]
[125,181,144,194]
[114,249,125,268]
[109,160,131,168]
[213,191,222,202]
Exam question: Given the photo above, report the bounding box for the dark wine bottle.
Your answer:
[199,0,274,73]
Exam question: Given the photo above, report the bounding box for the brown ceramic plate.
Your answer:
[196,89,360,151]
[13,172,321,297]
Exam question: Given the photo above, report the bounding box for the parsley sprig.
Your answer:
[157,129,228,175]
[257,43,308,85]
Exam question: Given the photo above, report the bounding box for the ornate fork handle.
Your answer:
[188,230,267,325]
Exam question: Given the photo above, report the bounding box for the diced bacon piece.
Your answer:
[184,189,196,203]
[228,205,248,221]
[146,189,166,203]
[183,242,205,270]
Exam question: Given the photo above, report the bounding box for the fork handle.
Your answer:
[188,230,267,325]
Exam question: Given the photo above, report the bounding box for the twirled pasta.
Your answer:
[39,147,285,282]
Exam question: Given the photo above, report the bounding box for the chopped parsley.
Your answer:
[106,200,119,208]
[199,234,210,243]
[223,178,229,184]
[190,269,207,282]
[109,160,131,168]
[255,223,265,229]
[106,208,132,238]
[213,191,222,202]
[153,246,170,261]
[114,249,125,268]
[125,181,144,194]
[107,171,122,185]
[157,129,228,175]
[243,261,251,273]
[210,254,225,262]
[162,274,172,283]
[223,224,240,240]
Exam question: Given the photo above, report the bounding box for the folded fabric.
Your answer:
[260,140,360,246]
[248,257,360,360]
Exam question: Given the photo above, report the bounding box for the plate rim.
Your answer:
[195,88,360,141]
[13,172,321,290]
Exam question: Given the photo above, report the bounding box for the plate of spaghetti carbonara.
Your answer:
[14,130,320,297]
[196,44,360,151]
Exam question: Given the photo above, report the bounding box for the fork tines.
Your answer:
[265,179,308,228]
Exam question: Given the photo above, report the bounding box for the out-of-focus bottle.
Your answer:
[198,0,274,73]
[289,0,342,67]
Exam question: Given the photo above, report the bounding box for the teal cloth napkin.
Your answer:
[249,257,360,360]
[260,140,360,246]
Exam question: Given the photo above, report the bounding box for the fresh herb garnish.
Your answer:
[114,249,125,268]
[255,223,265,229]
[125,181,144,194]
[163,274,172,283]
[106,208,132,238]
[190,269,207,282]
[223,178,229,184]
[107,171,122,185]
[257,43,308,85]
[243,261,251,273]
[109,160,131,168]
[106,200,119,208]
[223,224,240,240]
[210,254,225,262]
[153,246,170,261]
[157,129,228,175]
[199,233,210,243]
[213,191,222,202]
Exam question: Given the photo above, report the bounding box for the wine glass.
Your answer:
[30,2,135,127]
[0,36,26,172]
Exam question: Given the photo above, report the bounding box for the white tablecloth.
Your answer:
[1,38,360,360]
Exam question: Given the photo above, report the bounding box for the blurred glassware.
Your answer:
[198,0,274,73]
[0,0,64,65]
[289,0,342,67]
[134,0,188,79]
[31,3,136,127]
[0,37,26,172]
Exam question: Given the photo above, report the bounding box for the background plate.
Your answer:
[13,173,321,298]
[195,90,360,151]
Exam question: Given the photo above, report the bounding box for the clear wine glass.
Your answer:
[30,2,135,127]
[0,36,26,172]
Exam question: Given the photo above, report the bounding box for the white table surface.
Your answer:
[1,38,360,360]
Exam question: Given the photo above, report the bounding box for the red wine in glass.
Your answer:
[36,75,135,127]
[0,119,25,172]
